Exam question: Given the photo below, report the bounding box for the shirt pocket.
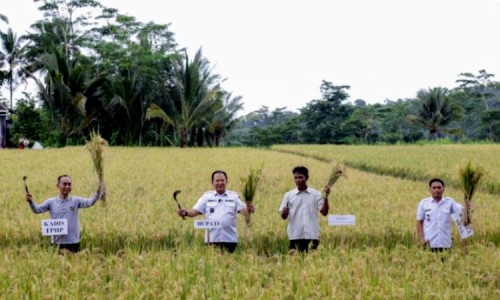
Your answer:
[439,208,450,222]
[424,210,433,222]
[224,200,236,214]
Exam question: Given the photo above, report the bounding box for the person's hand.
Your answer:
[323,186,331,198]
[466,202,473,213]
[25,193,33,202]
[178,208,188,218]
[246,202,255,214]
[421,239,429,248]
[99,181,107,195]
[281,206,289,219]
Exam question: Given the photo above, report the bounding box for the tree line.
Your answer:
[236,71,500,146]
[0,0,242,147]
[1,1,499,147]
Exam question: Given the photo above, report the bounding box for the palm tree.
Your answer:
[207,92,244,146]
[29,46,107,145]
[0,28,22,109]
[407,87,463,139]
[146,48,220,147]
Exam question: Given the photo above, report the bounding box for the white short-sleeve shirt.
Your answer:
[192,190,246,243]
[278,187,324,240]
[416,197,463,248]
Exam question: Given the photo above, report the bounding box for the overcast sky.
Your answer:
[2,0,500,114]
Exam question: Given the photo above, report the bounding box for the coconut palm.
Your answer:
[207,92,244,146]
[147,48,221,147]
[407,87,463,139]
[29,46,107,145]
[0,28,22,109]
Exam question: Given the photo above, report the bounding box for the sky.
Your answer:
[1,0,500,114]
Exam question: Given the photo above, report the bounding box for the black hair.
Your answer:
[292,166,309,179]
[57,174,71,184]
[211,170,228,181]
[429,178,445,187]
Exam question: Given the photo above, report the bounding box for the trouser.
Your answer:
[208,242,237,253]
[289,239,319,252]
[430,247,449,253]
[53,243,80,253]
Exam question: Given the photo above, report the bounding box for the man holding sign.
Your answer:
[25,175,105,253]
[177,170,254,253]
[416,178,463,252]
[279,166,330,252]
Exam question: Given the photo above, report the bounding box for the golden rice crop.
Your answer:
[240,164,263,226]
[459,160,484,225]
[0,146,499,298]
[85,131,108,203]
[322,161,346,198]
[273,144,500,194]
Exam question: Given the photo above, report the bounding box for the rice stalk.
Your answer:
[240,164,264,226]
[322,161,346,198]
[85,131,108,204]
[458,160,484,226]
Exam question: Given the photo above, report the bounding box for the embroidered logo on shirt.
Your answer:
[210,208,215,213]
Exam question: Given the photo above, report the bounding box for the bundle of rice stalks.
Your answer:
[459,160,484,226]
[85,131,108,204]
[240,164,264,226]
[322,162,346,199]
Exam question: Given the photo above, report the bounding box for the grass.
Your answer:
[0,146,499,298]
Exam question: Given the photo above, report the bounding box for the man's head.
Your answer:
[428,178,445,200]
[211,170,228,194]
[57,175,72,198]
[292,166,309,190]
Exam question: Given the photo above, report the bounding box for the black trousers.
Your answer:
[53,243,80,253]
[209,242,237,253]
[430,247,449,253]
[289,239,319,252]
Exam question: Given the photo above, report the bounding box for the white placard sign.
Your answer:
[194,220,221,229]
[41,219,68,236]
[451,213,474,240]
[328,215,356,226]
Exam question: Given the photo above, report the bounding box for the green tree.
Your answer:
[31,46,107,145]
[455,70,500,140]
[407,87,463,139]
[300,81,352,144]
[147,48,221,147]
[0,27,22,109]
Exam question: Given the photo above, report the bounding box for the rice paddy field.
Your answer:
[273,144,500,194]
[0,146,499,299]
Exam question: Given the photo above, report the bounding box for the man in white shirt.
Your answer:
[178,170,254,253]
[279,166,330,252]
[416,178,463,252]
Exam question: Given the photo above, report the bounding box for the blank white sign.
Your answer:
[328,215,356,226]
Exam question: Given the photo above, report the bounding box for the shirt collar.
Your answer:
[213,190,228,197]
[294,187,311,195]
[431,197,446,204]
